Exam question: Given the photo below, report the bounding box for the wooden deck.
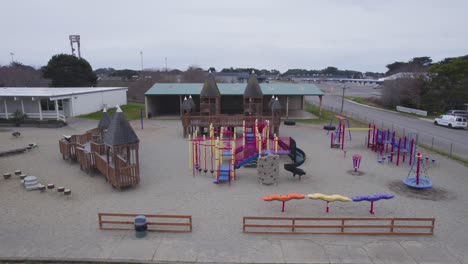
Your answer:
[181,114,281,137]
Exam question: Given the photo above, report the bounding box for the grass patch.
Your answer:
[419,143,468,167]
[298,104,367,127]
[79,103,145,120]
[345,96,366,104]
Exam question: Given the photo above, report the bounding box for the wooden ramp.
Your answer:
[243,216,435,235]
[98,213,192,233]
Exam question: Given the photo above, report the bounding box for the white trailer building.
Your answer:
[0,87,127,121]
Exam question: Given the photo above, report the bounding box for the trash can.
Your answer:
[134,215,148,238]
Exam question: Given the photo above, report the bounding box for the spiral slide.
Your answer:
[280,138,306,178]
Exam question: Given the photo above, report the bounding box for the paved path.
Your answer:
[0,120,467,264]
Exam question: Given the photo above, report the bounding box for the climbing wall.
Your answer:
[257,154,279,185]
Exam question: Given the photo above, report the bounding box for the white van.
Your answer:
[434,115,467,129]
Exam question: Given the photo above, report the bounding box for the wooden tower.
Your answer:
[243,71,263,116]
[200,72,221,115]
[103,106,140,189]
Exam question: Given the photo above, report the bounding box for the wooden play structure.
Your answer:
[181,72,282,137]
[59,107,140,190]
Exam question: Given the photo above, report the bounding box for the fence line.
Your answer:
[243,216,435,235]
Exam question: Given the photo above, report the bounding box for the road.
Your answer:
[305,83,468,159]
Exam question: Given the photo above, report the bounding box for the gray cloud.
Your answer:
[2,0,467,72]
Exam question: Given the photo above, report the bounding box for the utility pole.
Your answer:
[165,57,168,72]
[9,52,14,63]
[340,85,346,113]
[140,51,144,72]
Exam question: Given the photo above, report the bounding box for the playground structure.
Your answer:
[328,115,351,150]
[58,107,140,190]
[352,193,395,215]
[262,193,305,212]
[307,193,351,213]
[403,152,433,189]
[366,124,417,166]
[262,192,395,214]
[188,119,306,184]
[181,72,282,137]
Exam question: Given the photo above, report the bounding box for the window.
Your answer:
[40,99,62,111]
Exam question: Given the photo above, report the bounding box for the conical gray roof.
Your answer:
[104,106,139,146]
[181,97,192,112]
[271,97,281,112]
[97,109,111,130]
[200,73,220,97]
[244,72,263,97]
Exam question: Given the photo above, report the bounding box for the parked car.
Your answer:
[434,115,467,129]
[446,110,468,119]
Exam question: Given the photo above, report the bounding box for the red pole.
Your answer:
[370,201,374,214]
[409,139,414,166]
[416,153,421,185]
[403,137,407,163]
[367,123,371,148]
[380,131,385,157]
[396,138,401,166]
[330,133,334,148]
[281,201,285,213]
[373,128,377,152]
[326,201,330,213]
[385,129,390,153]
[341,123,345,150]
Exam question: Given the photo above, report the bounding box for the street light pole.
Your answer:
[340,85,346,113]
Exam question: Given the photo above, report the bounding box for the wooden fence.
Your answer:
[243,217,435,235]
[98,213,192,233]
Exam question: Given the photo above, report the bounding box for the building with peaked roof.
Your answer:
[243,72,263,116]
[200,73,221,115]
[144,81,323,117]
[0,87,127,122]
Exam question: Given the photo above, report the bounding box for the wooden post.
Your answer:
[3,99,8,119]
[21,99,25,114]
[37,99,43,120]
[55,100,59,120]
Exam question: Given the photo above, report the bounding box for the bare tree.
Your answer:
[0,63,49,87]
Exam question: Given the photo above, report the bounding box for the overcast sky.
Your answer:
[2,0,468,72]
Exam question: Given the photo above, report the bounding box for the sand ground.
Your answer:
[0,119,467,264]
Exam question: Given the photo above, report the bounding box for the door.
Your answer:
[62,99,71,117]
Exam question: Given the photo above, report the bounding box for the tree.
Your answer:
[421,55,468,112]
[0,62,49,87]
[42,54,97,87]
[208,67,216,73]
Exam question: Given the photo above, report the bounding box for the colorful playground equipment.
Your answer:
[366,124,416,166]
[262,192,395,214]
[352,154,362,174]
[352,193,395,214]
[262,193,305,212]
[403,152,432,189]
[328,115,351,150]
[188,119,306,184]
[307,193,351,213]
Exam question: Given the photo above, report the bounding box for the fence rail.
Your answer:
[98,213,192,233]
[243,216,435,235]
